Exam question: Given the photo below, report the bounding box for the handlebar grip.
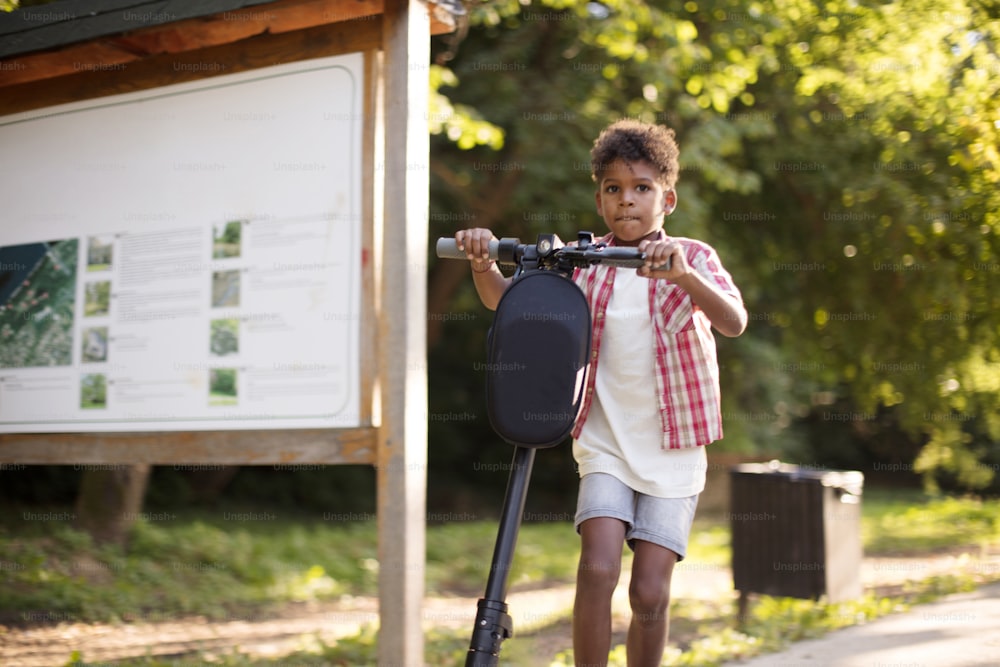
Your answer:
[435,238,500,261]
[651,257,672,272]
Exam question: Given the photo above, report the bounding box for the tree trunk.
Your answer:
[74,463,152,548]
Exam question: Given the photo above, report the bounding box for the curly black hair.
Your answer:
[590,119,680,188]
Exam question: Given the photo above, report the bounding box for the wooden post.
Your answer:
[377,0,429,665]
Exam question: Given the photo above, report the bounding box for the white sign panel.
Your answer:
[0,53,363,432]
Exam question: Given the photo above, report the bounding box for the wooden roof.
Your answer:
[0,0,457,115]
[0,0,283,59]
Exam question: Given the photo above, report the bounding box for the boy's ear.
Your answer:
[663,188,678,215]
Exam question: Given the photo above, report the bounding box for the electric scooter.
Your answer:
[436,232,665,666]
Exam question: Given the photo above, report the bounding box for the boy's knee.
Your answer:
[577,556,621,593]
[628,579,670,622]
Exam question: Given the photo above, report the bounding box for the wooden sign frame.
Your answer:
[0,49,379,462]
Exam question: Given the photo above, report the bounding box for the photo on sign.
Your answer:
[212,269,240,308]
[209,367,237,406]
[213,220,243,259]
[81,326,108,363]
[210,318,239,357]
[80,373,107,409]
[86,235,113,272]
[84,281,110,317]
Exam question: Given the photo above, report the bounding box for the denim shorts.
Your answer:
[574,472,699,560]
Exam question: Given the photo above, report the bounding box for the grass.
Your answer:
[0,510,582,625]
[425,518,581,595]
[4,488,1000,666]
[0,512,382,624]
[861,488,1000,554]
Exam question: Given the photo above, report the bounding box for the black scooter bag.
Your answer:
[485,270,592,448]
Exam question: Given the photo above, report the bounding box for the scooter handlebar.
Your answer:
[434,236,670,272]
[435,238,501,261]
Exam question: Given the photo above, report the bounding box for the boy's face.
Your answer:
[595,159,676,245]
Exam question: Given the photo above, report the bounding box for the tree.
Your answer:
[714,0,1000,488]
[426,0,1000,490]
[75,464,152,547]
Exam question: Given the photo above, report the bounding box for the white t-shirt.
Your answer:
[573,268,707,498]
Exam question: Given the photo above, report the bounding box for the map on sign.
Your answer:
[0,53,364,433]
[0,239,78,368]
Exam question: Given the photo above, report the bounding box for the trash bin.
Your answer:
[729,461,864,614]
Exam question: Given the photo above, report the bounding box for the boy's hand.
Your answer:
[455,228,496,271]
[456,228,508,310]
[637,239,689,281]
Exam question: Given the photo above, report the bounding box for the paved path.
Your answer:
[722,581,1000,667]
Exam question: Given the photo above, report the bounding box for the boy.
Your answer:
[455,118,746,666]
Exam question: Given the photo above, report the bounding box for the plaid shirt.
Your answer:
[571,231,743,450]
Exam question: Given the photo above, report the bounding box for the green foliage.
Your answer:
[863,493,1000,554]
[428,0,1000,489]
[429,65,505,150]
[723,0,1000,490]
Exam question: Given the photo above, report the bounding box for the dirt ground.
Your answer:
[3,549,997,667]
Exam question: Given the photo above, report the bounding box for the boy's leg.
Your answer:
[622,491,698,666]
[573,516,626,667]
[625,540,677,667]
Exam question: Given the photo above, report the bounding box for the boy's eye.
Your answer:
[636,184,650,192]
[605,185,619,193]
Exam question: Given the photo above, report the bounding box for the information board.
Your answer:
[0,53,363,432]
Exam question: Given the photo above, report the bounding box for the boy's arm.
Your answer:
[456,229,511,311]
[470,261,510,311]
[671,271,747,337]
[638,238,747,337]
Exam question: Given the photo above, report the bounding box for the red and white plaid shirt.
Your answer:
[571,231,743,450]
